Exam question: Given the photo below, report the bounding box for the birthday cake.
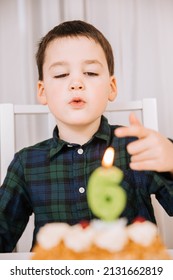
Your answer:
[31,148,171,260]
[32,218,170,260]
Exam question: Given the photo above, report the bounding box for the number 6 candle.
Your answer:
[87,147,127,221]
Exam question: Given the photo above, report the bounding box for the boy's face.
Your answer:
[37,36,117,128]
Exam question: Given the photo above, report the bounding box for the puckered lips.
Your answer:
[69,97,86,109]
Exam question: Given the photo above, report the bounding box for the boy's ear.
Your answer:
[108,76,117,101]
[37,80,47,105]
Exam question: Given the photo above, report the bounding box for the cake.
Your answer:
[32,218,171,260]
[32,148,171,260]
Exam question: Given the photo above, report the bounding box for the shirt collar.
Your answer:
[49,115,111,159]
[94,115,111,144]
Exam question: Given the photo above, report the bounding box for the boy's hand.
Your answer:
[115,112,173,174]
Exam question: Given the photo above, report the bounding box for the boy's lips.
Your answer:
[69,97,86,108]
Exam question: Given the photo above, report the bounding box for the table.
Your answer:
[0,251,173,260]
[0,252,33,260]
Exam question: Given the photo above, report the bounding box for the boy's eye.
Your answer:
[84,72,98,76]
[54,73,69,78]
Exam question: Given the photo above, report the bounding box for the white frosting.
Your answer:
[127,221,158,246]
[37,222,70,249]
[90,218,127,231]
[94,226,128,252]
[91,218,128,251]
[63,224,95,252]
[37,219,158,251]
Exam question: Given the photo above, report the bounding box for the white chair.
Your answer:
[0,104,55,184]
[104,98,158,130]
[0,99,172,250]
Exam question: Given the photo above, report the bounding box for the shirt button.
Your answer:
[77,148,83,154]
[67,144,73,147]
[79,187,85,193]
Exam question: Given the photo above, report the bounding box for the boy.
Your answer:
[0,20,173,252]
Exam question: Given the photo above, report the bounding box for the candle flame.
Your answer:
[102,147,115,168]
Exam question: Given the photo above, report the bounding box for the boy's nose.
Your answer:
[69,80,85,91]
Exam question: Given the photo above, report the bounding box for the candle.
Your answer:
[87,147,127,221]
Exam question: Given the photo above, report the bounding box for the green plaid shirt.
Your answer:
[0,116,173,252]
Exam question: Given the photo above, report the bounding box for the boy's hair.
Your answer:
[36,20,114,80]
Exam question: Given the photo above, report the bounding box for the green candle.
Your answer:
[87,147,127,221]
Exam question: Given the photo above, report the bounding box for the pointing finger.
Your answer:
[129,112,142,126]
[115,113,149,139]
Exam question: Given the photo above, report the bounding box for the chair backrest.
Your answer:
[104,98,158,130]
[0,99,158,184]
[0,99,172,250]
[0,104,55,184]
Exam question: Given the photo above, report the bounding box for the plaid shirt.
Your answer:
[0,116,173,252]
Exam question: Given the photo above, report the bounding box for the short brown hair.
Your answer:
[36,20,114,80]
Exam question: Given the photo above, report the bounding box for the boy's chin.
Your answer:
[69,120,93,126]
[66,117,101,127]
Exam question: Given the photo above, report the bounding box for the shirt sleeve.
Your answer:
[149,171,173,216]
[0,152,33,252]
